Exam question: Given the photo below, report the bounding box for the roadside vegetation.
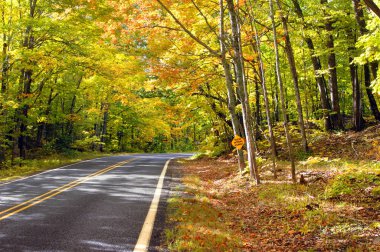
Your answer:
[164,125,380,251]
[0,151,108,182]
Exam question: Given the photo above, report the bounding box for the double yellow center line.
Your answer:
[0,158,137,221]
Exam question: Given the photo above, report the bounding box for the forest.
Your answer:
[0,0,379,165]
[0,0,380,250]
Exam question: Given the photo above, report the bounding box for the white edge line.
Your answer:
[133,158,172,252]
[0,157,112,187]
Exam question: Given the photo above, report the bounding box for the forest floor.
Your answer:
[163,124,380,251]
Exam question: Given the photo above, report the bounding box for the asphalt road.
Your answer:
[0,153,191,251]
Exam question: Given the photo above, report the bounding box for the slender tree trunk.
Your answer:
[269,0,296,183]
[18,0,37,159]
[350,56,364,131]
[36,87,58,146]
[251,13,278,178]
[277,0,308,152]
[1,0,8,93]
[0,3,7,164]
[254,77,261,140]
[226,0,260,184]
[321,0,344,130]
[100,103,109,152]
[353,0,380,121]
[365,64,380,120]
[291,0,333,131]
[362,0,380,18]
[66,75,82,137]
[19,69,32,159]
[272,77,280,122]
[155,0,246,174]
[219,1,246,174]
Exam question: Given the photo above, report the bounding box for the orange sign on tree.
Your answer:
[231,135,245,150]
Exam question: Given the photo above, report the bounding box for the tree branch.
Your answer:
[154,0,220,56]
[363,0,380,18]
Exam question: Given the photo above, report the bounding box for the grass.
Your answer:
[0,151,110,182]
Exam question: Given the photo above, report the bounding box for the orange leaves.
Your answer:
[244,52,258,62]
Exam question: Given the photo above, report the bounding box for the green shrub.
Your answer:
[325,171,380,199]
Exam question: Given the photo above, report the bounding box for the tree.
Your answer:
[352,0,380,122]
[321,0,344,130]
[269,0,296,183]
[276,0,308,152]
[362,0,380,18]
[291,0,333,131]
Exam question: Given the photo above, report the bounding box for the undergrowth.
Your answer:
[0,152,109,182]
[165,157,380,251]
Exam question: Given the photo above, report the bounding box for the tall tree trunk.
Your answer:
[18,0,37,159]
[250,12,278,178]
[277,0,309,152]
[0,4,7,164]
[365,64,380,120]
[19,69,32,160]
[321,0,344,130]
[292,0,333,131]
[219,1,246,174]
[100,103,109,152]
[254,77,261,140]
[226,0,260,184]
[269,0,296,183]
[350,56,364,131]
[36,87,58,146]
[1,0,9,93]
[2,43,8,93]
[353,0,380,121]
[155,0,246,174]
[362,0,380,18]
[66,75,83,137]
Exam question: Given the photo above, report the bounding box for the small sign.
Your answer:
[231,135,245,150]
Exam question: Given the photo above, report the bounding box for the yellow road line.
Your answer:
[0,158,137,221]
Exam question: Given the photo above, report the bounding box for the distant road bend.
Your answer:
[0,153,191,251]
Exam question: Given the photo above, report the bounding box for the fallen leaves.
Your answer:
[164,157,380,251]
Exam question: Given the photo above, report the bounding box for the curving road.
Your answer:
[0,153,190,251]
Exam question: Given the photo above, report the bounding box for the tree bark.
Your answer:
[17,0,38,159]
[291,0,332,131]
[155,0,247,174]
[66,75,82,137]
[36,87,58,146]
[1,1,9,93]
[219,1,246,174]
[277,0,309,152]
[321,0,344,130]
[269,0,297,183]
[350,56,365,131]
[250,11,278,178]
[362,0,380,18]
[353,0,380,121]
[226,0,260,184]
[100,103,109,152]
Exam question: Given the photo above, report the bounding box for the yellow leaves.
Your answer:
[37,116,47,123]
[86,107,101,115]
[4,100,19,109]
[300,156,329,166]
